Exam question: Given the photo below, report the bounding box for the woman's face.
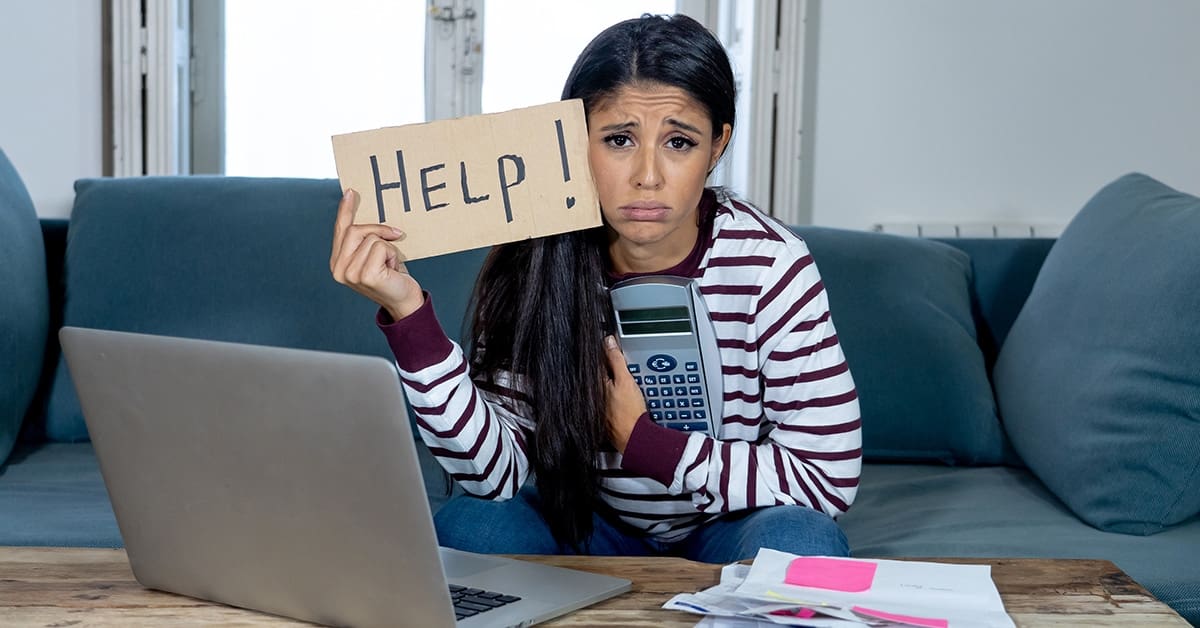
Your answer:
[586,82,731,270]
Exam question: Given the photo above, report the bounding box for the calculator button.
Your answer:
[679,410,692,420]
[689,386,702,396]
[650,411,664,421]
[647,354,677,372]
[647,399,661,409]
[677,399,690,408]
[681,421,709,432]
[687,374,700,384]
[664,411,677,420]
[633,376,642,385]
[673,374,686,384]
[674,386,688,396]
[645,388,658,397]
[685,362,698,371]
[662,399,675,409]
[627,364,640,374]
[691,398,704,407]
[693,410,707,420]
[659,387,673,397]
[643,375,656,385]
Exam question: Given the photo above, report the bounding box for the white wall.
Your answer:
[809,0,1200,232]
[0,1,103,219]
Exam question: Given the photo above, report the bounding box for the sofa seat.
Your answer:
[0,440,456,550]
[0,443,118,547]
[840,463,1200,624]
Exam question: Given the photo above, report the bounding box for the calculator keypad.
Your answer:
[629,356,711,434]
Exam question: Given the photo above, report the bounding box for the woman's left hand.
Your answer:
[603,335,648,453]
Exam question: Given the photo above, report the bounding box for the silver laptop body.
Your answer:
[60,327,631,628]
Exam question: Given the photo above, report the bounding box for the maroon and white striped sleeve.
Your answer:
[748,241,862,516]
[378,294,534,500]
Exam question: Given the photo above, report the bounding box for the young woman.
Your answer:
[330,14,861,564]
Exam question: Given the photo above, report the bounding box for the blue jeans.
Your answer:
[433,486,849,564]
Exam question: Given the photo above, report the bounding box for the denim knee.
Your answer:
[753,506,850,557]
[432,487,561,555]
[686,505,850,563]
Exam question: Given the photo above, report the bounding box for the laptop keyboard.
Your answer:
[449,584,521,621]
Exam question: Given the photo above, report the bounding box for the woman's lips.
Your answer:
[619,202,670,221]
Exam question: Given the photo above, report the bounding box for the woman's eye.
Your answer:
[668,136,698,151]
[604,134,632,148]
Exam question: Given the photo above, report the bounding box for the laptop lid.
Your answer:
[60,327,629,627]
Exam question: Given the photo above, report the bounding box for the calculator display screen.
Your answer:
[620,320,693,335]
[618,306,693,335]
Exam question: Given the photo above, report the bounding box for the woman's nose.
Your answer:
[631,148,664,190]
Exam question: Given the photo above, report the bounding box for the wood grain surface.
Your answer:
[0,547,1188,627]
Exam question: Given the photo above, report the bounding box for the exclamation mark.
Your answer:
[555,119,576,209]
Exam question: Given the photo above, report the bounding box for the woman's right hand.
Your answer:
[330,189,424,321]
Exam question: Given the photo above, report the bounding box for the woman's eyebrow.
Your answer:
[666,118,703,135]
[598,121,637,132]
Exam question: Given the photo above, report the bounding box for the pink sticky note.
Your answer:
[853,606,949,628]
[770,607,817,619]
[785,557,877,592]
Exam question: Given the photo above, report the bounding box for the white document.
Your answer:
[733,549,1015,628]
[664,562,866,627]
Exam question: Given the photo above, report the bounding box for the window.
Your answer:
[217,1,672,177]
[223,0,426,177]
[480,1,674,113]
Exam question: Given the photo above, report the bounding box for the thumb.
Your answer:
[604,335,628,376]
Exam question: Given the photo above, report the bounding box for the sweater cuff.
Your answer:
[620,413,690,486]
[377,291,455,372]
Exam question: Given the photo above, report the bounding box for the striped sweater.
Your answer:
[381,191,862,543]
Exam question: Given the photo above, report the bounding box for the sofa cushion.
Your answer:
[794,227,1006,464]
[0,148,48,465]
[46,176,488,441]
[995,173,1200,535]
[840,463,1200,624]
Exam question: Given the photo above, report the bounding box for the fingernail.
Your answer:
[605,335,617,349]
[343,188,352,199]
[390,227,404,237]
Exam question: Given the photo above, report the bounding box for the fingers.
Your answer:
[331,226,406,282]
[330,189,359,266]
[330,188,406,271]
[340,232,398,286]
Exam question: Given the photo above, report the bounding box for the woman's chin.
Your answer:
[612,223,669,248]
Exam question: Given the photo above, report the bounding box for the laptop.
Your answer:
[60,326,631,628]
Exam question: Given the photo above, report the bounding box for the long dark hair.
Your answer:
[468,14,737,548]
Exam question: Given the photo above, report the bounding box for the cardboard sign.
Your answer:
[332,99,601,260]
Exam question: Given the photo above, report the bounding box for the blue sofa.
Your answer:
[2,147,1197,623]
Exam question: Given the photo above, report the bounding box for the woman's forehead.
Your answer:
[588,83,711,127]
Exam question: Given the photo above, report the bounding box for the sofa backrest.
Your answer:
[0,148,49,463]
[795,226,1055,465]
[933,238,1056,370]
[33,175,1057,467]
[38,176,488,442]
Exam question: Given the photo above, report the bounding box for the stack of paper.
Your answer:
[663,548,1015,628]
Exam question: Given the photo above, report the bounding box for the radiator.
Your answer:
[871,222,1064,238]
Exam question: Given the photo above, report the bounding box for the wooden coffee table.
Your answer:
[0,547,1188,626]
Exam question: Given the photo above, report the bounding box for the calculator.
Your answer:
[609,276,722,437]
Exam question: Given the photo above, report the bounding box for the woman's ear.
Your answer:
[709,123,733,171]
